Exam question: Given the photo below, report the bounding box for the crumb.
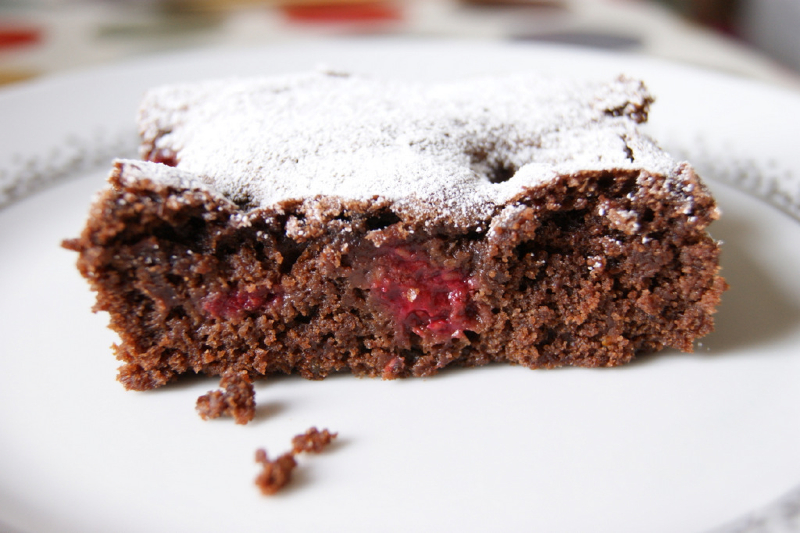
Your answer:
[291,427,338,454]
[196,370,255,425]
[254,449,297,496]
[255,426,339,495]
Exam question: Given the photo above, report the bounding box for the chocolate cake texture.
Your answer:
[63,70,726,391]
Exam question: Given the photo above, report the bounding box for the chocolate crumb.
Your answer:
[254,449,297,496]
[291,427,338,454]
[255,427,339,495]
[196,370,255,425]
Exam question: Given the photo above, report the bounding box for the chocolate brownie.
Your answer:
[63,70,726,391]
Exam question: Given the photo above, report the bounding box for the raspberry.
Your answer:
[369,246,479,344]
[202,287,279,320]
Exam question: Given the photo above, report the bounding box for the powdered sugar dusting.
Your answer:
[136,70,688,227]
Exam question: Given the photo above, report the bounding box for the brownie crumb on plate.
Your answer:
[195,370,255,425]
[254,449,297,496]
[255,427,338,495]
[291,427,338,454]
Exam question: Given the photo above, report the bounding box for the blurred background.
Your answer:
[0,0,798,88]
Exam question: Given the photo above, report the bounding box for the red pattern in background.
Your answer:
[282,2,402,23]
[0,23,42,49]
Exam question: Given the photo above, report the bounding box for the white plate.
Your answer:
[1,39,800,533]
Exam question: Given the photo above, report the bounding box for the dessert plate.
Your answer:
[1,39,799,533]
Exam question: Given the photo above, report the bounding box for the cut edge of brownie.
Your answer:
[63,157,726,391]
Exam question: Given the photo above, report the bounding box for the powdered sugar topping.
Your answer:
[135,70,686,227]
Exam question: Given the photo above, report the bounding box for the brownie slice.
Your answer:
[64,71,726,391]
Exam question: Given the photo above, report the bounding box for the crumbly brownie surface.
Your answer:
[64,71,726,391]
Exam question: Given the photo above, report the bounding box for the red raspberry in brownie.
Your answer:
[367,245,480,345]
[202,287,281,321]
